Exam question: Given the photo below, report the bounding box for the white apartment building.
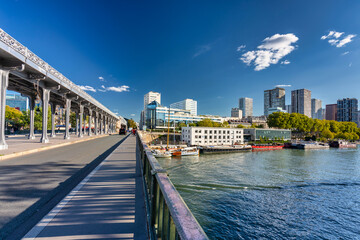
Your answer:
[144,91,161,109]
[182,127,244,146]
[231,108,242,118]
[170,99,197,115]
[239,97,253,117]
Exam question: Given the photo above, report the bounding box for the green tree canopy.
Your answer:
[127,119,137,128]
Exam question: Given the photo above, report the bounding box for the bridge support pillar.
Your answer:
[64,99,71,139]
[0,69,9,150]
[28,96,36,140]
[88,109,92,136]
[40,88,50,143]
[50,102,56,138]
[100,114,103,134]
[83,112,87,136]
[94,112,98,135]
[78,105,84,138]
[75,112,79,136]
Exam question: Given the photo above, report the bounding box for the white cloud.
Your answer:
[281,60,290,64]
[193,44,212,58]
[79,85,96,92]
[236,45,246,51]
[321,31,344,40]
[275,84,292,88]
[342,51,349,56]
[321,30,356,48]
[99,76,105,81]
[349,62,352,67]
[240,33,298,71]
[131,114,135,117]
[97,85,130,93]
[106,86,130,92]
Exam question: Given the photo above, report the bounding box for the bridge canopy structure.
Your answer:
[0,28,120,149]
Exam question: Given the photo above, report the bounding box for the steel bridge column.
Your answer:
[75,112,79,136]
[94,112,98,135]
[0,70,9,150]
[64,99,71,140]
[40,88,50,143]
[83,112,87,136]
[50,102,56,138]
[28,96,36,140]
[105,116,109,134]
[78,105,84,138]
[88,109,92,136]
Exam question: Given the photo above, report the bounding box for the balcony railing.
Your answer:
[136,132,208,240]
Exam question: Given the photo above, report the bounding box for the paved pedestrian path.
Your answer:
[0,133,108,160]
[22,135,148,240]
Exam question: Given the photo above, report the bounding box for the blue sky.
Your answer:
[1,0,360,120]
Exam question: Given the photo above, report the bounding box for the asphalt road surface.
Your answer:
[0,135,127,239]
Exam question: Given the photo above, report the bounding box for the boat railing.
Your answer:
[136,131,208,240]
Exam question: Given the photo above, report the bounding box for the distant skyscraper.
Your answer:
[337,98,358,125]
[170,99,197,115]
[325,104,337,120]
[6,94,28,111]
[285,104,292,114]
[231,108,242,118]
[321,108,326,120]
[239,97,253,117]
[291,89,311,117]
[264,87,285,116]
[144,91,161,109]
[311,98,322,119]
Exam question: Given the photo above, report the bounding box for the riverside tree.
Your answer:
[267,112,360,141]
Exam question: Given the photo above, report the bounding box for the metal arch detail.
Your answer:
[0,28,118,119]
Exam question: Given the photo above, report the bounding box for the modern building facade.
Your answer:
[337,98,358,125]
[285,104,292,114]
[145,101,222,129]
[325,104,337,120]
[231,108,242,118]
[6,94,29,111]
[243,128,291,141]
[311,98,322,119]
[239,97,253,118]
[181,127,244,146]
[170,99,197,115]
[291,89,311,117]
[264,87,285,116]
[144,91,161,109]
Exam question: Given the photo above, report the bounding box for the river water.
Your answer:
[157,148,360,239]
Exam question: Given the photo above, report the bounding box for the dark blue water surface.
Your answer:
[157,148,360,239]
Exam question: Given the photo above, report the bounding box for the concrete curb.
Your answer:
[0,134,111,161]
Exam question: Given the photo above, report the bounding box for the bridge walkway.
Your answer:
[22,135,148,240]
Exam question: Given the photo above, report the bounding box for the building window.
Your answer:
[210,130,212,134]
[214,130,217,134]
[210,136,212,139]
[223,130,226,134]
[205,130,207,134]
[205,136,207,139]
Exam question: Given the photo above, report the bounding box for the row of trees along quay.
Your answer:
[5,105,86,133]
[267,112,360,141]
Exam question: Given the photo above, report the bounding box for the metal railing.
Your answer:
[137,132,208,240]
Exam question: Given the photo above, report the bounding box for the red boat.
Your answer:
[252,145,284,150]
